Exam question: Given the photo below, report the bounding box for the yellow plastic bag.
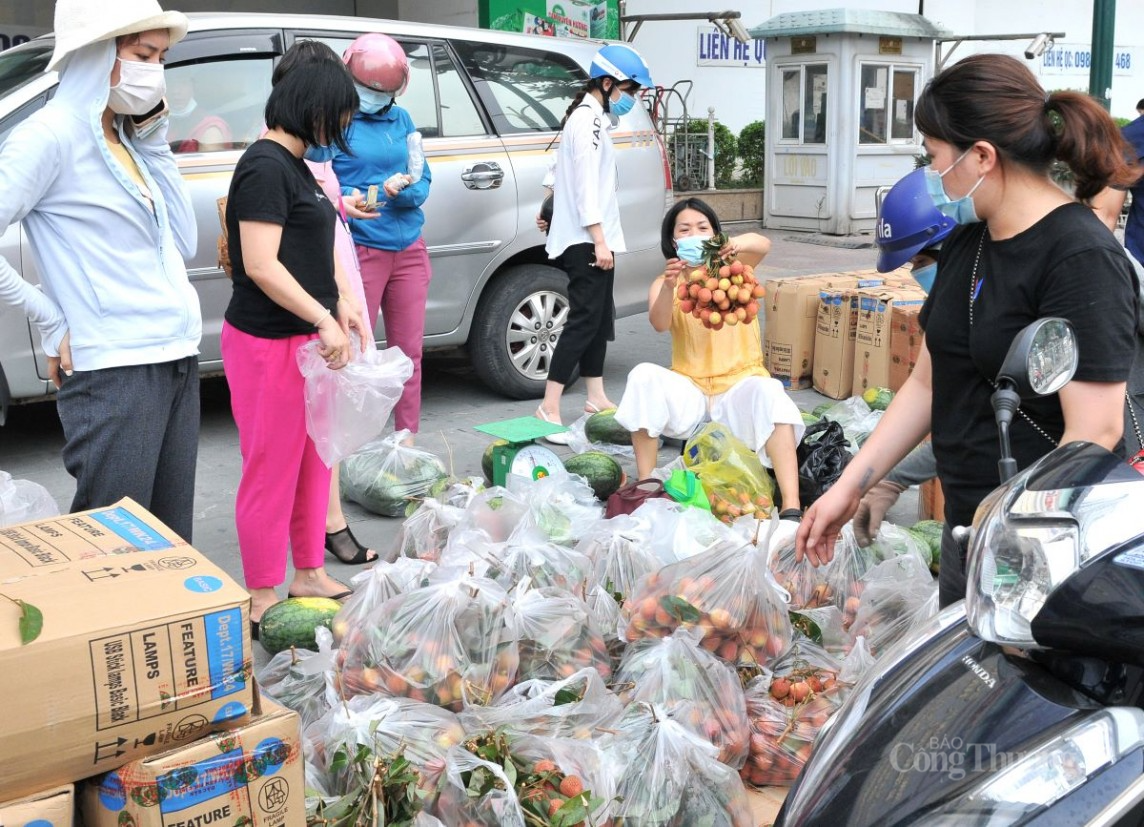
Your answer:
[683,422,774,523]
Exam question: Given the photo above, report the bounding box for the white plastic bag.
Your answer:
[297,339,413,466]
[408,131,425,183]
[0,470,58,527]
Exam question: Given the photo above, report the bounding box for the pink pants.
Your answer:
[221,322,332,589]
[357,238,431,433]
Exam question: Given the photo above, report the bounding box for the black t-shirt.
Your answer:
[920,203,1137,526]
[224,140,338,338]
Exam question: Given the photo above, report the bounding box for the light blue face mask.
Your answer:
[911,261,938,293]
[304,144,336,163]
[610,91,636,117]
[356,83,394,115]
[924,147,985,224]
[675,234,711,266]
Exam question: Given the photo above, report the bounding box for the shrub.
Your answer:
[737,120,765,187]
[677,118,738,189]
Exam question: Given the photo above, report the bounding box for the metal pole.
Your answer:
[1089,0,1115,110]
[707,106,717,191]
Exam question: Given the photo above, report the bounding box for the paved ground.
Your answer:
[0,223,919,665]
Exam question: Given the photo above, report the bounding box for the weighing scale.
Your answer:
[474,415,568,486]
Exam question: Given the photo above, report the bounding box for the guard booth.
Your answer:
[749,9,950,236]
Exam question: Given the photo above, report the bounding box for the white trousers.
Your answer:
[614,363,806,468]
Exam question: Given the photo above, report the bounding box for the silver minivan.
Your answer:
[0,12,672,420]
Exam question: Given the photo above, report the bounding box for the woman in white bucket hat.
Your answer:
[0,0,201,540]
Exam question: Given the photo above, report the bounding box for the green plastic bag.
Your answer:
[663,468,712,512]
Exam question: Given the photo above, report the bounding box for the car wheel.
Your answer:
[469,263,578,399]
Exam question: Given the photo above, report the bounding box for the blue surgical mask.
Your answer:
[304,144,336,163]
[924,148,985,224]
[911,262,938,293]
[356,83,394,115]
[675,235,711,266]
[610,91,636,117]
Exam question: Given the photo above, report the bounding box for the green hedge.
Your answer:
[679,118,738,189]
[737,120,765,187]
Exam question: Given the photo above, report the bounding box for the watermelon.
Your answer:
[908,519,944,575]
[564,451,625,499]
[584,408,631,445]
[862,386,894,411]
[258,597,342,655]
[481,439,509,484]
[343,451,447,517]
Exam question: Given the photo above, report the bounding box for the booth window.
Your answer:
[859,64,919,144]
[780,63,828,144]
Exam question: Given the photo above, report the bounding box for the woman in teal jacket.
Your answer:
[333,33,432,436]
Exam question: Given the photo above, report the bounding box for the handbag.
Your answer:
[604,477,671,518]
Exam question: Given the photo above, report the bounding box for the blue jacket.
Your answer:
[1123,116,1144,265]
[0,39,199,368]
[332,105,431,252]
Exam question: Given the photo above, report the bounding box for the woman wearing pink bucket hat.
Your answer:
[0,0,201,540]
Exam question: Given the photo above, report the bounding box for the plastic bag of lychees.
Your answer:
[613,627,750,768]
[601,703,755,826]
[623,534,792,671]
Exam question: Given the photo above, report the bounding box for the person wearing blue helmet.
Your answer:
[874,165,957,290]
[853,166,956,543]
[536,42,654,441]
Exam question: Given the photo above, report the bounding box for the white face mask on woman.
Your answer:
[107,58,167,116]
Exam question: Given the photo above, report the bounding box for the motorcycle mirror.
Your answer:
[996,318,1078,398]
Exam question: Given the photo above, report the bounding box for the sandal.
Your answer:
[536,406,572,445]
[584,400,616,414]
[325,525,378,565]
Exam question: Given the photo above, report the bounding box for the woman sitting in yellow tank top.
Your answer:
[614,198,805,518]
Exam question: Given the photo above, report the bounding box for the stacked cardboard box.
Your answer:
[852,284,927,397]
[813,289,862,399]
[765,271,887,389]
[0,784,74,826]
[81,697,305,827]
[0,499,259,815]
[888,303,925,391]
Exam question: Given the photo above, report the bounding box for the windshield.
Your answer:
[0,39,52,97]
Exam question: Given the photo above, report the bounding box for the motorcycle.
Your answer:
[776,318,1144,826]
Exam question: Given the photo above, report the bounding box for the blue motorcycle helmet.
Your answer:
[875,167,957,273]
[590,43,654,89]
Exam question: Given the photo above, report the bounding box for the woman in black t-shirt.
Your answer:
[221,52,367,634]
[796,54,1141,607]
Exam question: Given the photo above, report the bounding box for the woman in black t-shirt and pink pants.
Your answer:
[221,51,368,633]
[796,54,1141,607]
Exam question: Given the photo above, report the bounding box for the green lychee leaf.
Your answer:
[18,600,42,645]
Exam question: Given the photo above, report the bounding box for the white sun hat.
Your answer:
[48,0,189,71]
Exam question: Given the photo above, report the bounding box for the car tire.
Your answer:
[469,263,579,399]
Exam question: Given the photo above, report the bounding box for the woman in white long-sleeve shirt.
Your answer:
[0,0,201,539]
[536,43,653,442]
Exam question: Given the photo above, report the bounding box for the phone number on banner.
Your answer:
[1041,44,1135,76]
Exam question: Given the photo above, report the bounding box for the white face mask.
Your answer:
[107,58,166,116]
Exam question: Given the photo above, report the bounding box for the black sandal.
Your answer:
[325,525,378,565]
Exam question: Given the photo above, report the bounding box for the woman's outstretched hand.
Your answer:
[795,482,862,566]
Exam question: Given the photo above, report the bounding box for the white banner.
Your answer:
[696,25,765,69]
[1040,43,1135,77]
[0,26,46,51]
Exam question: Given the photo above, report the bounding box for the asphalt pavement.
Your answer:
[0,222,920,661]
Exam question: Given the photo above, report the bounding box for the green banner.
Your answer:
[480,0,621,41]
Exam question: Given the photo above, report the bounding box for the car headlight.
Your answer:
[966,520,1078,647]
[927,708,1144,823]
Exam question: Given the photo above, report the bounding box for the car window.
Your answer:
[0,40,51,98]
[297,35,484,139]
[451,40,585,134]
[166,58,274,153]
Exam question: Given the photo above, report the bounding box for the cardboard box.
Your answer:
[852,285,927,397]
[0,499,254,802]
[888,303,924,391]
[764,273,885,389]
[82,706,304,827]
[813,289,861,399]
[0,784,74,826]
[919,477,946,522]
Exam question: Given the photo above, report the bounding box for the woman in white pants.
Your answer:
[614,198,805,517]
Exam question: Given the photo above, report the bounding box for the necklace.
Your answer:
[967,225,1056,446]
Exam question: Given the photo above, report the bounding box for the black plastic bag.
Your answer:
[797,419,853,506]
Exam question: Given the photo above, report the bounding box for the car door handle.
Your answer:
[462,161,504,190]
